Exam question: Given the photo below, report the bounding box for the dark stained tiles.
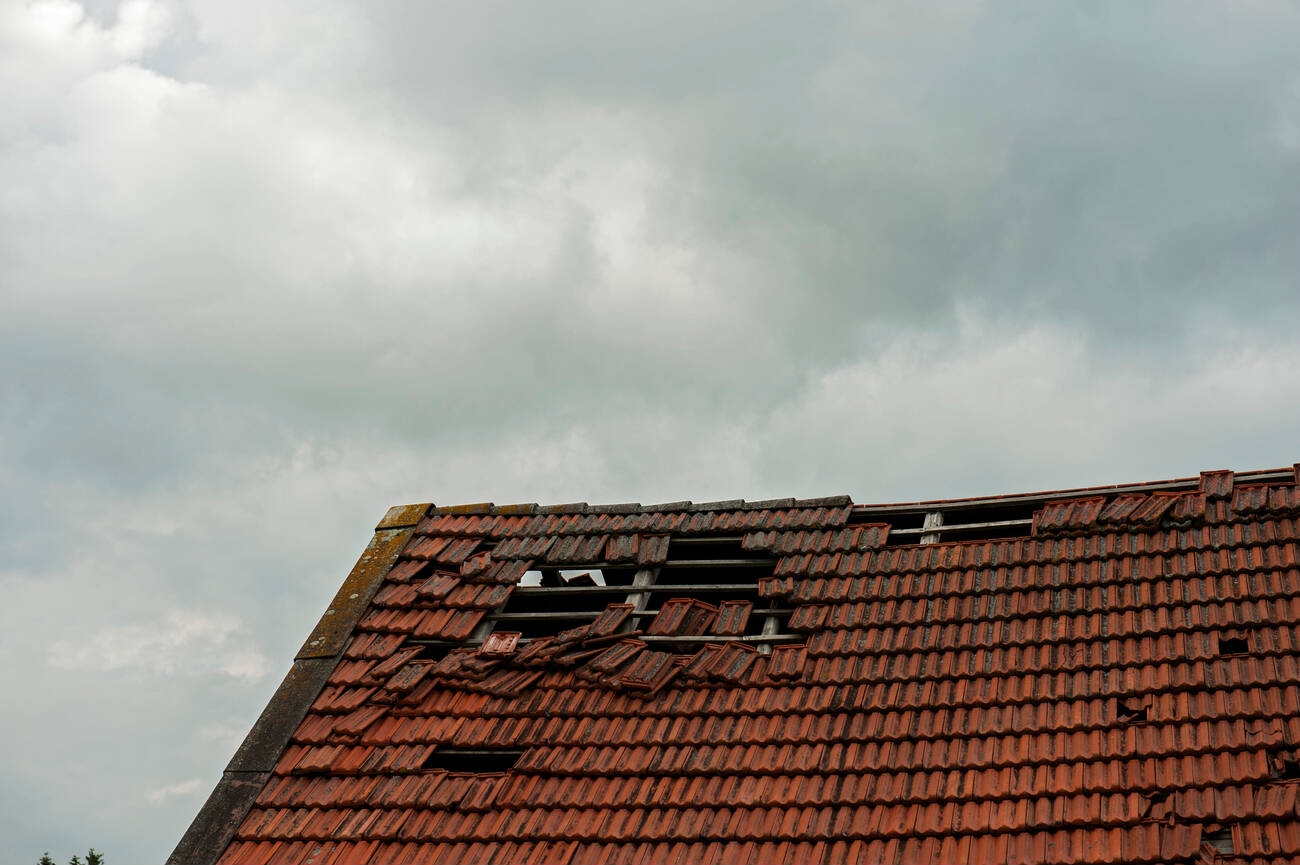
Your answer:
[210,471,1300,865]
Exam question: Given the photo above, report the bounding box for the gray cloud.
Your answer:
[3,1,1300,860]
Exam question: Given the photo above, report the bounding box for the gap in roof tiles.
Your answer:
[1219,635,1251,656]
[878,500,1039,545]
[1204,826,1234,855]
[1276,753,1300,781]
[559,569,607,586]
[485,533,792,651]
[518,568,610,588]
[423,748,524,773]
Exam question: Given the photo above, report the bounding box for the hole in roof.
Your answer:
[493,566,644,639]
[1141,791,1171,819]
[1219,636,1250,656]
[877,503,1038,545]
[595,565,638,587]
[860,511,925,531]
[485,538,791,647]
[1117,705,1148,724]
[502,587,616,612]
[1204,827,1233,855]
[491,582,613,637]
[655,563,775,586]
[409,641,457,661]
[657,536,775,586]
[941,524,1031,542]
[956,501,1039,523]
[520,567,617,587]
[560,569,606,586]
[513,614,609,640]
[667,537,748,561]
[423,748,524,773]
[936,502,1037,540]
[1273,753,1300,780]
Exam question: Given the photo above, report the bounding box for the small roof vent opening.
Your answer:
[1218,634,1250,656]
[423,748,524,773]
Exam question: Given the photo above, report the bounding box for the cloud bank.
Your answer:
[3,1,1299,860]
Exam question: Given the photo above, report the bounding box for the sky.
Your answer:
[2,0,1299,861]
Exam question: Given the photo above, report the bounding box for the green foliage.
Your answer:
[37,850,100,865]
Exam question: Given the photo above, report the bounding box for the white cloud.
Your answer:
[146,778,202,805]
[111,0,171,60]
[197,723,247,754]
[761,316,1300,500]
[3,2,1300,862]
[49,609,269,681]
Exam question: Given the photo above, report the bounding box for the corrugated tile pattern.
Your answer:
[219,477,1300,865]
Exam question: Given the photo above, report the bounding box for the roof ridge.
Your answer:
[426,495,854,516]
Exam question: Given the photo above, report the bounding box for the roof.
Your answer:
[172,466,1300,864]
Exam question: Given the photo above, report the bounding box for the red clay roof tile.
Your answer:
[184,466,1300,864]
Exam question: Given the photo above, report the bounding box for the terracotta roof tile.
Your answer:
[183,466,1300,864]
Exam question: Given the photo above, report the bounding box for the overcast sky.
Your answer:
[3,0,1300,860]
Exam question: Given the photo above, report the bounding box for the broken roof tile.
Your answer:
[414,570,461,600]
[711,601,752,637]
[616,650,678,692]
[491,535,555,560]
[743,525,890,555]
[587,604,634,638]
[1127,492,1183,525]
[1097,494,1149,525]
[360,647,424,687]
[707,641,759,683]
[1035,497,1107,533]
[479,631,521,657]
[386,559,430,583]
[768,644,807,680]
[604,535,640,562]
[646,599,718,637]
[412,608,484,641]
[580,640,646,678]
[636,534,671,565]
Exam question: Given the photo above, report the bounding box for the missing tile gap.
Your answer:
[1272,752,1300,780]
[1203,826,1233,855]
[1218,636,1250,656]
[423,748,524,773]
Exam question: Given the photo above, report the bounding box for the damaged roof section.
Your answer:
[184,469,1300,864]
